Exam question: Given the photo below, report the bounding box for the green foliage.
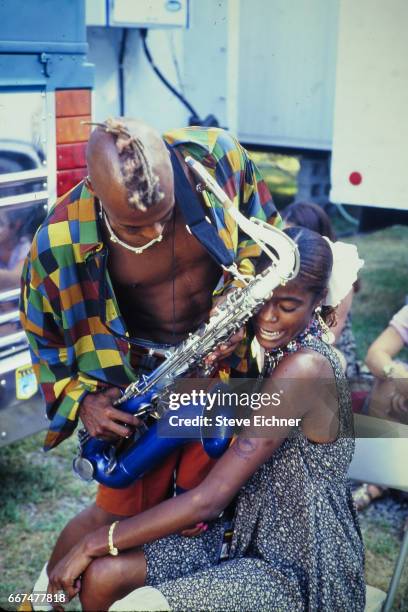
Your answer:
[249,150,300,209]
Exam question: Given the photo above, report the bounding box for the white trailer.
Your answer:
[85,0,408,211]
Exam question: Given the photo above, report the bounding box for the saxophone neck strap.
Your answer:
[167,145,235,268]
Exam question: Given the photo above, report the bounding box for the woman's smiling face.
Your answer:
[254,281,320,350]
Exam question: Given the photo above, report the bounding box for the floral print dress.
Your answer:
[143,338,365,611]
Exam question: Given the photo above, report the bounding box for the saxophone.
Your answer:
[73,161,300,488]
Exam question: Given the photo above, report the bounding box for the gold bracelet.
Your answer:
[108,520,119,556]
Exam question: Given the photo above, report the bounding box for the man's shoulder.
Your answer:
[32,182,99,258]
[163,126,241,158]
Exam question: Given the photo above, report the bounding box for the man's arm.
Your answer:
[206,132,282,362]
[20,257,138,450]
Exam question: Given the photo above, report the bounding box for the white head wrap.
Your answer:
[322,237,364,307]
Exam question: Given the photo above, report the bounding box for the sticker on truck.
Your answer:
[15,365,38,400]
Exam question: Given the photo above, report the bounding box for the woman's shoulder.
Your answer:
[272,346,334,380]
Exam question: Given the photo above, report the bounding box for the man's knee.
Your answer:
[48,504,128,573]
[59,503,128,542]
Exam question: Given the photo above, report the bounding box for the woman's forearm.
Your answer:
[83,435,279,559]
[365,347,395,378]
[365,327,405,378]
[84,480,223,558]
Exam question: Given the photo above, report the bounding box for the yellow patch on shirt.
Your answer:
[49,221,71,247]
[98,349,124,368]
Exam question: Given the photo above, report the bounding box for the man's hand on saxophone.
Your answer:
[79,387,143,442]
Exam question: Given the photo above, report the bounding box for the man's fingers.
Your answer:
[107,407,141,427]
[105,420,134,438]
[103,386,122,400]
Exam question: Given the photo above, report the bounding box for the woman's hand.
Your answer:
[204,290,246,365]
[180,522,209,537]
[47,541,94,603]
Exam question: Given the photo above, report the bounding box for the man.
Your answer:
[20,118,280,572]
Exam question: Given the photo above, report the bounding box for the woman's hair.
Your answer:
[256,226,335,324]
[281,201,337,241]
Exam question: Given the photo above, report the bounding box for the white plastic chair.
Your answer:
[349,414,408,612]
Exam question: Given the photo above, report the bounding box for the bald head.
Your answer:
[86,118,173,213]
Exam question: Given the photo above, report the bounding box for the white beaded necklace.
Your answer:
[100,204,166,254]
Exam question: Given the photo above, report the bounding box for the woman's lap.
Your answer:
[149,558,304,612]
[144,519,224,586]
[143,524,304,612]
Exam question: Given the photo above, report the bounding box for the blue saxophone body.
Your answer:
[73,385,234,488]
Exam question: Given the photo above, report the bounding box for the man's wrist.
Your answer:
[84,526,110,558]
[382,362,395,379]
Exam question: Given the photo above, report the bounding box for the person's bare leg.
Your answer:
[79,548,147,611]
[47,503,130,573]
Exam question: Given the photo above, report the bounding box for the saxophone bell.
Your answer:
[73,383,235,488]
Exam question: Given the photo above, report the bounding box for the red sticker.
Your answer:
[349,171,362,185]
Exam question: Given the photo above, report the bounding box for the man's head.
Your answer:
[86,118,175,247]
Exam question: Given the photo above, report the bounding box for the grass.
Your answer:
[0,433,96,609]
[346,225,408,360]
[1,224,408,610]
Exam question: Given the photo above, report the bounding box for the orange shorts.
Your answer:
[95,441,216,516]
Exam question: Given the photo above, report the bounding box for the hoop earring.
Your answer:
[315,306,335,344]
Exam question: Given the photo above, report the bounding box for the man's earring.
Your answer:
[315,306,335,345]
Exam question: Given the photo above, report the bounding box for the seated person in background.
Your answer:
[281,201,360,378]
[366,303,408,424]
[353,303,408,510]
[47,228,365,612]
[0,208,31,291]
[0,208,32,337]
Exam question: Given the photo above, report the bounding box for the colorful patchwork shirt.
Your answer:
[20,127,281,450]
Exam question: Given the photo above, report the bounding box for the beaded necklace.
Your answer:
[264,316,322,374]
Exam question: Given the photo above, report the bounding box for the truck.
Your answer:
[0,0,406,445]
[0,0,93,445]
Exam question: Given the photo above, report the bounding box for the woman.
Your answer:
[48,228,365,612]
[365,303,408,423]
[0,208,32,290]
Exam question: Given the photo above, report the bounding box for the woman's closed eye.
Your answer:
[279,302,300,313]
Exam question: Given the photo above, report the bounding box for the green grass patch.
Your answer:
[344,225,408,360]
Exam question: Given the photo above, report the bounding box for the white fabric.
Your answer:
[31,563,52,611]
[31,563,80,611]
[323,238,364,307]
[109,586,170,611]
[365,585,386,612]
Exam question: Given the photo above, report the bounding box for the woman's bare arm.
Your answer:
[366,326,408,399]
[365,326,405,377]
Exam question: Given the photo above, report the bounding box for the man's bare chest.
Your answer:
[107,220,219,288]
